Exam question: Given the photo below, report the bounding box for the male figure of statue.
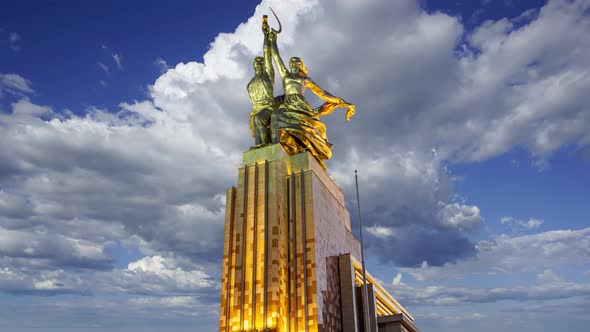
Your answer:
[247,16,277,148]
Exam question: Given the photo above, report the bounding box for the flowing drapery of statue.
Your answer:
[247,11,355,169]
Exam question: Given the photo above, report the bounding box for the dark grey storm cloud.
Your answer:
[398,227,590,282]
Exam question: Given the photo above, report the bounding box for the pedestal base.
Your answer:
[219,144,415,332]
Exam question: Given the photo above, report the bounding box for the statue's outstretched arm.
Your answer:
[306,79,343,104]
[308,79,356,120]
[270,33,289,80]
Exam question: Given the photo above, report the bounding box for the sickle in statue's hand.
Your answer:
[269,7,282,34]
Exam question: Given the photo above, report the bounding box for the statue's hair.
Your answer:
[253,56,263,70]
[289,57,308,76]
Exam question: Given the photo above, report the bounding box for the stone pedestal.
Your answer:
[219,144,360,332]
[218,144,416,332]
[219,145,290,332]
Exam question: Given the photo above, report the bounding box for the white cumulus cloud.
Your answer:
[437,202,483,231]
[501,216,544,230]
[0,73,34,95]
[100,255,214,295]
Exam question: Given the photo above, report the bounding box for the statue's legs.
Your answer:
[270,110,283,144]
[251,108,272,146]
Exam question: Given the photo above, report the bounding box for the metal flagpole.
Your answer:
[355,170,371,332]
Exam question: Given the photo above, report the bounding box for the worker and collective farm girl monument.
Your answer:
[217,10,419,332]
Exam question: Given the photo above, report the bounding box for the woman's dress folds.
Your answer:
[272,93,332,165]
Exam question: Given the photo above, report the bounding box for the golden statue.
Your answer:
[250,10,355,168]
[247,15,278,147]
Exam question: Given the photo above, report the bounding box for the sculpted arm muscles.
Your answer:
[306,79,343,103]
[263,31,274,84]
[307,79,356,120]
[270,33,289,79]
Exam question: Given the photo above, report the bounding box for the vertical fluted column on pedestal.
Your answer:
[288,152,362,332]
[219,145,290,332]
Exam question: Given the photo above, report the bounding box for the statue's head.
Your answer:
[253,56,264,73]
[289,57,308,76]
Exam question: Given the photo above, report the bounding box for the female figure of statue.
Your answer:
[268,31,355,168]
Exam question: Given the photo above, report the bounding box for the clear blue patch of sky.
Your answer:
[449,147,590,233]
[0,0,260,114]
[421,0,547,28]
[104,241,145,269]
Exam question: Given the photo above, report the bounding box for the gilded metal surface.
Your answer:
[248,12,355,168]
[247,18,278,147]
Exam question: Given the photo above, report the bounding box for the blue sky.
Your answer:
[1,0,589,331]
[1,0,260,111]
